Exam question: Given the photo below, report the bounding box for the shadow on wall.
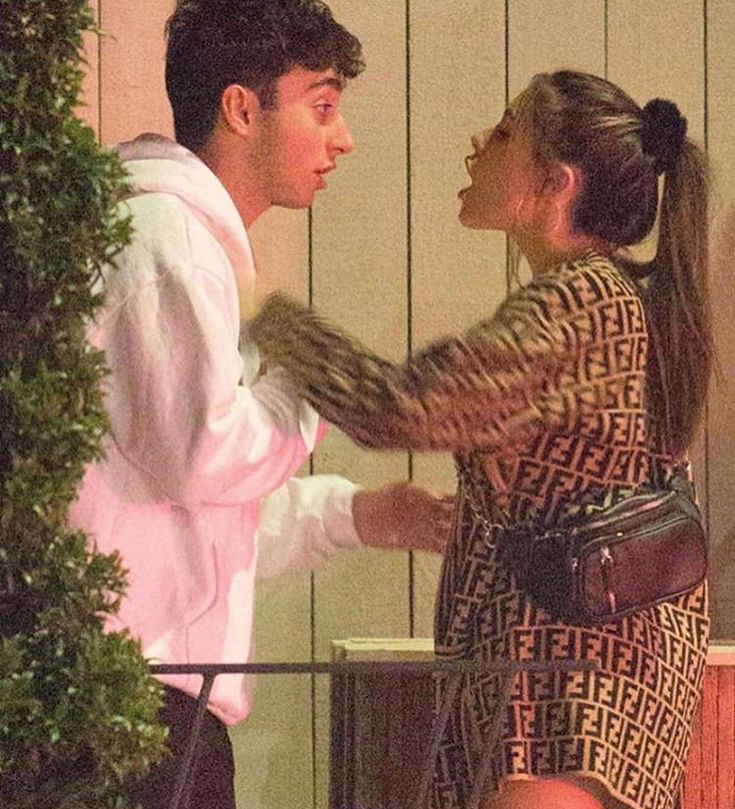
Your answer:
[709,522,735,639]
[708,203,735,641]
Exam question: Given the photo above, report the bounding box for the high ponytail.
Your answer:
[646,139,712,456]
[518,71,713,457]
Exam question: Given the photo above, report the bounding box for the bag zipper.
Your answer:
[599,545,616,613]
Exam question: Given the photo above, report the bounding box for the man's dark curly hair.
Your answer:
[165,0,364,152]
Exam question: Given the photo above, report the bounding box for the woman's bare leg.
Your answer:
[481,777,605,809]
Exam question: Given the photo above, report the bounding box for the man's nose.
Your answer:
[331,114,354,155]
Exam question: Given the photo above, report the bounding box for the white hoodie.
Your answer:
[69,135,360,724]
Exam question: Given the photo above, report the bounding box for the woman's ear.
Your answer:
[539,163,581,240]
[541,162,579,201]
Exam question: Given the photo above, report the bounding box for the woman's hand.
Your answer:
[352,482,455,554]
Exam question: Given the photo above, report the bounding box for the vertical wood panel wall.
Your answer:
[79,2,735,807]
[409,0,508,637]
[682,648,735,809]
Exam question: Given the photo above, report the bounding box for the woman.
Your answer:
[249,71,712,809]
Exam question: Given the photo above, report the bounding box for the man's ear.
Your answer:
[220,84,261,137]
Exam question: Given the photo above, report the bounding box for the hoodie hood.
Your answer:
[117,133,256,303]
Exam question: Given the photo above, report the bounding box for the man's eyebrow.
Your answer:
[307,76,345,92]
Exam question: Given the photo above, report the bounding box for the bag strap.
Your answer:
[454,453,506,548]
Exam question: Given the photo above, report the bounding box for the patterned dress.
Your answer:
[249,253,709,809]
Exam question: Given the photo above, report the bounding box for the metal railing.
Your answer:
[150,658,599,809]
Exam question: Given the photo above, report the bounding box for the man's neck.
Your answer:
[196,140,269,228]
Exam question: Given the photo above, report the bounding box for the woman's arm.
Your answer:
[248,269,610,453]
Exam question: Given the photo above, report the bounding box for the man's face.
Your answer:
[252,66,355,210]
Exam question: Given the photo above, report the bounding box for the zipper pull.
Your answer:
[600,545,616,613]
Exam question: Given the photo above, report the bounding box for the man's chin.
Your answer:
[272,193,317,211]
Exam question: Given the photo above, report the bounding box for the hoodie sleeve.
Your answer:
[255,474,362,579]
[92,194,320,508]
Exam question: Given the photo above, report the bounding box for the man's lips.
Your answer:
[315,165,336,189]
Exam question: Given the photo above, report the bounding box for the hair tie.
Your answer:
[640,99,687,174]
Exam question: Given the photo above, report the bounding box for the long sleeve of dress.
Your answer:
[248,262,625,453]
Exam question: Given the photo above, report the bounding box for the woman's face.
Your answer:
[458,105,541,231]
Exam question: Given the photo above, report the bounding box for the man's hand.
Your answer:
[352,482,455,554]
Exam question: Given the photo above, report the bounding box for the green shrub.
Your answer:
[0,1,166,806]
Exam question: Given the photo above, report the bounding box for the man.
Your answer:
[68,1,448,807]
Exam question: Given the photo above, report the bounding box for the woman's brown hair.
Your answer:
[517,70,712,458]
